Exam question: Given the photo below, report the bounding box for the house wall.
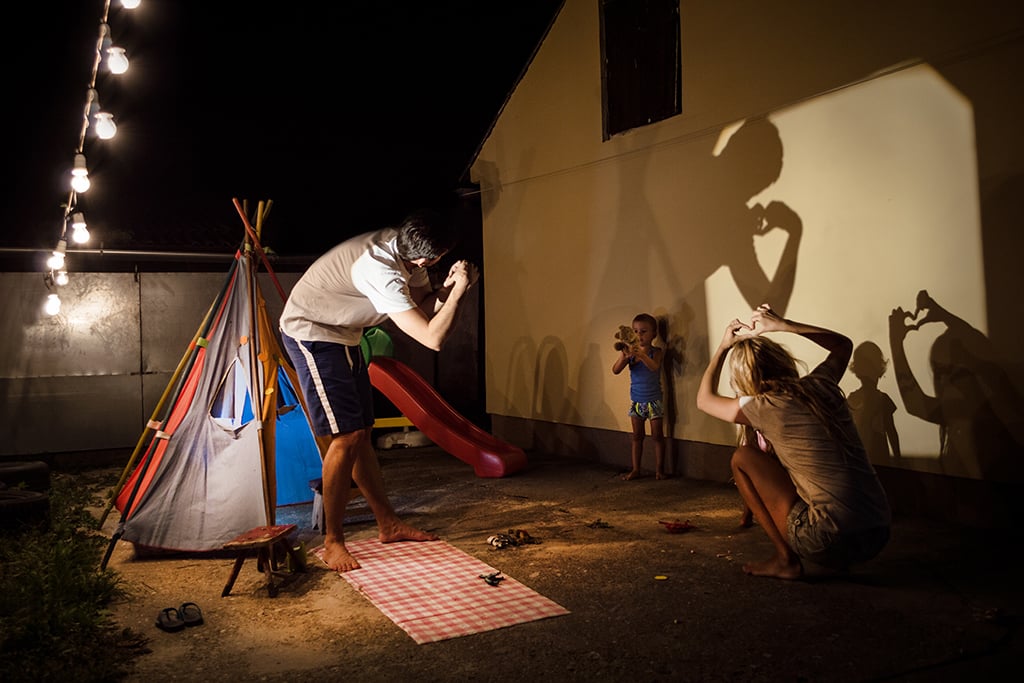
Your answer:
[471,0,1024,489]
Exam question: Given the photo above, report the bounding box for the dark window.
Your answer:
[600,0,681,140]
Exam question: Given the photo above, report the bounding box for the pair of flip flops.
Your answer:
[155,602,204,632]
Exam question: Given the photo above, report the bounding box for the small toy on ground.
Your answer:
[479,571,505,586]
[659,519,696,533]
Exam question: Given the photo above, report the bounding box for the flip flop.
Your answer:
[155,607,185,632]
[179,602,204,627]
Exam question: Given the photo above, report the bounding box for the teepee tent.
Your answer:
[101,200,324,561]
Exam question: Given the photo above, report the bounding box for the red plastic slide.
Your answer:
[368,356,527,478]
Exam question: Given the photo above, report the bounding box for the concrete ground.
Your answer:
[102,446,1022,682]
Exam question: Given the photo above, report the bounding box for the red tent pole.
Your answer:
[232,197,288,302]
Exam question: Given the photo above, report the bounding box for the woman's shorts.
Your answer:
[786,499,890,570]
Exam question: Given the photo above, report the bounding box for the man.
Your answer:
[280,209,479,571]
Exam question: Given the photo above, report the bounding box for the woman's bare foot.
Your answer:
[378,519,439,544]
[655,471,670,480]
[739,508,754,528]
[742,557,803,580]
[620,469,643,481]
[322,541,361,572]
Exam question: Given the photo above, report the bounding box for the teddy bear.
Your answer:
[613,324,640,355]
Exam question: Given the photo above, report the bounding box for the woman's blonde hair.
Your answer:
[729,336,846,443]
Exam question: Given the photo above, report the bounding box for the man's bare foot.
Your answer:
[378,519,439,544]
[322,541,361,572]
[742,557,803,580]
[655,471,670,480]
[620,470,643,481]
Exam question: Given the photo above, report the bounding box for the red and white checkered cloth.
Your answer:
[315,538,569,644]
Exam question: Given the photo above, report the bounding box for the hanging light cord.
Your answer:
[44,0,140,315]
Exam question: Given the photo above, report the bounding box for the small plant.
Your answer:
[0,472,147,682]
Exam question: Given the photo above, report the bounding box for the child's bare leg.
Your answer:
[621,415,646,480]
[651,417,668,479]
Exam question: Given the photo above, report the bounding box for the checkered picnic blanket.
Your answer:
[317,538,570,644]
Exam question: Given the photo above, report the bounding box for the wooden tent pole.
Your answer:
[244,200,275,524]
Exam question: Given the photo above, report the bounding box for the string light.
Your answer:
[71,212,90,244]
[45,294,62,316]
[70,153,91,193]
[106,46,129,74]
[47,239,68,271]
[84,88,117,140]
[44,0,141,316]
[94,111,117,139]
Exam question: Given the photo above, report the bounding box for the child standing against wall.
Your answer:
[612,313,667,480]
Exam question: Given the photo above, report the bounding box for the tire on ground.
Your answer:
[0,460,51,492]
[0,489,51,533]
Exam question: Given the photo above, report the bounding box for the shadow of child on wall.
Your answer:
[847,341,901,465]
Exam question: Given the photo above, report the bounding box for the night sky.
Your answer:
[5,1,561,261]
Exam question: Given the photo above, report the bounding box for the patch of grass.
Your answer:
[0,473,147,682]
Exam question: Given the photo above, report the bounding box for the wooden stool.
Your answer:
[221,524,303,597]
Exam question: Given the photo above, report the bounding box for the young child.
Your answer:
[612,313,667,480]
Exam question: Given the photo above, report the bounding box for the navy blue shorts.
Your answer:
[280,332,373,436]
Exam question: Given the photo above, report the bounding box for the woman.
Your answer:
[696,304,891,580]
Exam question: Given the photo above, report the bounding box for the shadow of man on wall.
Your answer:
[888,290,1024,482]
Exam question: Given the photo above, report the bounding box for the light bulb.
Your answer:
[47,239,67,271]
[55,270,70,286]
[121,0,141,8]
[107,47,129,74]
[45,294,62,316]
[70,154,90,193]
[94,112,117,139]
[71,212,90,243]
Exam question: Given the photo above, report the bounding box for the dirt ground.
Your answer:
[93,447,1022,682]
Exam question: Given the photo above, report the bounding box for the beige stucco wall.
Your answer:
[472,0,1024,482]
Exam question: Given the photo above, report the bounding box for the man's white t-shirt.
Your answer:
[280,228,429,346]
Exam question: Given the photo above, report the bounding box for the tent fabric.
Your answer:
[112,249,323,552]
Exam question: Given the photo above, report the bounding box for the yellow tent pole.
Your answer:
[98,298,218,527]
[255,200,265,240]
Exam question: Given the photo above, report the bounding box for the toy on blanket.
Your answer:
[613,324,640,355]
